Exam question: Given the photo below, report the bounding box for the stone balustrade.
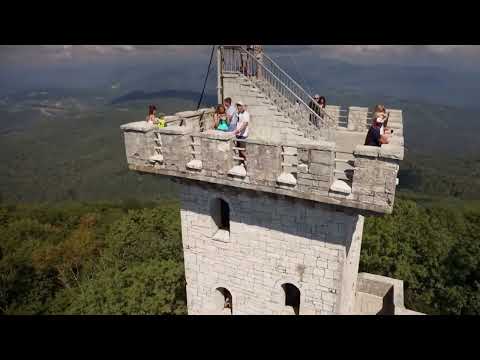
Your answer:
[350,144,404,210]
[327,106,404,134]
[121,108,404,214]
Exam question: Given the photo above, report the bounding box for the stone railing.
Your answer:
[354,273,425,315]
[121,109,404,214]
[155,128,336,195]
[350,144,404,211]
[121,108,215,166]
[327,107,404,136]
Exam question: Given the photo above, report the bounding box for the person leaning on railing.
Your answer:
[146,105,166,128]
[318,96,326,119]
[372,104,393,138]
[308,94,326,126]
[365,111,390,146]
[146,104,158,123]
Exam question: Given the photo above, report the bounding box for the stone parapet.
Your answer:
[354,273,424,315]
[121,121,156,166]
[175,107,215,131]
[120,105,404,214]
[347,106,369,132]
[350,144,402,210]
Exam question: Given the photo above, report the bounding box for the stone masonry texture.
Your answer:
[178,179,364,315]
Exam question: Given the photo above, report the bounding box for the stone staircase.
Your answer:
[249,76,330,142]
[223,73,318,143]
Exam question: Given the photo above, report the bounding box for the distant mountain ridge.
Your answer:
[111,90,217,106]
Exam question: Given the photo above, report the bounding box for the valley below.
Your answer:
[0,86,479,315]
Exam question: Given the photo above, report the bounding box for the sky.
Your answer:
[1,45,479,108]
[1,45,480,70]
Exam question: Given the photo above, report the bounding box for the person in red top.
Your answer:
[146,105,157,123]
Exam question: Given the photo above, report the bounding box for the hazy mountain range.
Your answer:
[2,53,480,109]
[1,50,479,203]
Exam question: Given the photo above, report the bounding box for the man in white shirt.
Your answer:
[233,101,249,139]
[232,101,249,167]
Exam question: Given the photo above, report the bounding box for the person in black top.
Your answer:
[365,122,382,146]
[309,94,325,127]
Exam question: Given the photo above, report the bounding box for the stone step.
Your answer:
[249,111,284,118]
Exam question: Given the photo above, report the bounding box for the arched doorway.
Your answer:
[214,287,233,315]
[281,283,300,315]
[210,198,231,242]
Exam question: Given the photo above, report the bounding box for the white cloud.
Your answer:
[2,45,480,72]
[315,45,480,64]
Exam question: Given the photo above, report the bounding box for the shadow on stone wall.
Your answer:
[175,177,359,255]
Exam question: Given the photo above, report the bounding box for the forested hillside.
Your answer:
[1,86,479,315]
[1,91,480,203]
[0,201,186,314]
[1,198,479,315]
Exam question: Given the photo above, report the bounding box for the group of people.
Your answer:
[364,104,393,147]
[308,94,327,125]
[212,97,249,140]
[144,98,250,141]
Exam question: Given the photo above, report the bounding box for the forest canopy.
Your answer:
[1,197,479,315]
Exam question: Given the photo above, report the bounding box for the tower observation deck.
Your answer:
[120,45,422,315]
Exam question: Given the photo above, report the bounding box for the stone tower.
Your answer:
[121,45,422,315]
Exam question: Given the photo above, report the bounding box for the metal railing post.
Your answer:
[217,46,223,104]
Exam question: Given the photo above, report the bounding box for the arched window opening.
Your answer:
[282,283,300,315]
[210,198,230,241]
[214,287,233,314]
[219,199,230,231]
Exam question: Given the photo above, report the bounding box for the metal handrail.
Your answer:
[261,52,336,124]
[221,46,334,135]
[222,46,316,116]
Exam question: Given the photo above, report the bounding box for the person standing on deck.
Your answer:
[224,97,238,132]
[233,101,249,139]
[253,45,264,79]
[232,101,249,167]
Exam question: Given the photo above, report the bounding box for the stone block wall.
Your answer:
[354,273,425,315]
[179,180,364,315]
[297,143,335,196]
[347,106,369,132]
[246,143,282,185]
[199,130,234,177]
[325,105,342,127]
[121,121,156,166]
[175,108,215,132]
[351,145,403,210]
[156,126,193,171]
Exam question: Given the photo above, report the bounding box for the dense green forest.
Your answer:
[1,90,479,315]
[2,92,480,203]
[1,197,479,315]
[0,200,186,314]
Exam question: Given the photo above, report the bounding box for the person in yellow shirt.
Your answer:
[146,105,166,128]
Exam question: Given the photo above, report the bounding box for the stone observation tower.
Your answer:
[120,45,422,315]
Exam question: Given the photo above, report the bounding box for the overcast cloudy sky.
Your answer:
[1,45,479,109]
[1,45,480,70]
